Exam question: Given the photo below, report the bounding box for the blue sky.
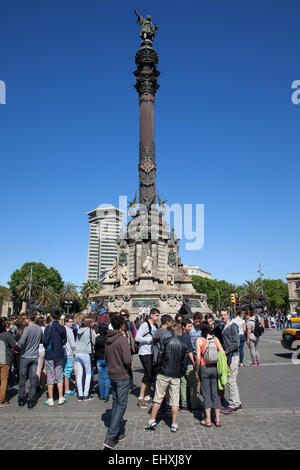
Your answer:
[0,0,299,288]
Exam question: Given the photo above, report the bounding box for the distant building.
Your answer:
[286,272,300,313]
[86,205,123,281]
[183,265,212,279]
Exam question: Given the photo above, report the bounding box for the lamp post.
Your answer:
[41,279,46,306]
[64,301,73,315]
[258,264,264,296]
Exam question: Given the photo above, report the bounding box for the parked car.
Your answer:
[281,318,300,350]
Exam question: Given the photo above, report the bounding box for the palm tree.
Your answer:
[37,286,59,311]
[80,280,101,301]
[239,280,261,303]
[15,274,42,300]
[59,283,80,303]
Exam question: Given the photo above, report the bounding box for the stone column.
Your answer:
[134,41,160,210]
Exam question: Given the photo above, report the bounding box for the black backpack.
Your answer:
[254,318,264,337]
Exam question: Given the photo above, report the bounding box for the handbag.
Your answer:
[89,328,96,368]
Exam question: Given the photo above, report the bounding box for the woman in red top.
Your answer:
[196,321,225,427]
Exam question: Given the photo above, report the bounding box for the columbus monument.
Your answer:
[90,12,209,318]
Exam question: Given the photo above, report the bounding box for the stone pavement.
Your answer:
[1,330,300,450]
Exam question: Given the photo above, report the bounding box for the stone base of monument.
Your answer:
[91,278,210,320]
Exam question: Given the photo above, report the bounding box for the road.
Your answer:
[1,329,300,450]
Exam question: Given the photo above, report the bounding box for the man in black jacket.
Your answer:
[43,309,67,407]
[145,324,188,433]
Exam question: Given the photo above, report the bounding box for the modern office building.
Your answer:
[86,205,123,281]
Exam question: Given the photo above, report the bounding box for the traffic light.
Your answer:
[236,296,240,306]
[230,293,236,304]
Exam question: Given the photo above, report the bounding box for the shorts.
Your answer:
[63,358,74,379]
[45,360,64,385]
[139,354,155,385]
[153,374,181,407]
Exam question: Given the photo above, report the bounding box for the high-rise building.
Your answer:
[86,205,123,281]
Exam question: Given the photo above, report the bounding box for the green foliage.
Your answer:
[59,282,81,313]
[239,280,261,303]
[0,286,11,308]
[191,276,237,311]
[80,280,101,301]
[8,262,64,302]
[262,278,289,314]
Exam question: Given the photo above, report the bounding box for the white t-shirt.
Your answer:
[233,318,245,335]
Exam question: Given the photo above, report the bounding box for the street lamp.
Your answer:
[41,279,46,306]
[64,301,73,315]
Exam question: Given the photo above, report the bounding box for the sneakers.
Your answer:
[58,397,67,405]
[239,363,244,367]
[64,391,76,397]
[250,363,258,366]
[257,362,262,366]
[44,398,54,407]
[83,395,95,401]
[171,423,178,433]
[220,406,234,415]
[78,396,84,401]
[18,399,25,407]
[137,399,148,409]
[104,397,109,403]
[103,437,116,449]
[116,434,127,442]
[0,401,9,408]
[145,420,157,431]
[27,402,35,409]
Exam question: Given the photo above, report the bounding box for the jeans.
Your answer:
[106,378,130,441]
[97,359,110,399]
[18,357,38,403]
[239,334,246,364]
[75,353,92,397]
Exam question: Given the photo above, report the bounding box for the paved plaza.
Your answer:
[1,330,300,450]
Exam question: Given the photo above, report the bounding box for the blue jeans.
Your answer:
[106,378,130,441]
[97,359,110,399]
[239,334,246,364]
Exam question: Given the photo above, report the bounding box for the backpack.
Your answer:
[254,318,264,337]
[203,336,219,364]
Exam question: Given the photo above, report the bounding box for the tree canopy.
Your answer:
[8,262,64,302]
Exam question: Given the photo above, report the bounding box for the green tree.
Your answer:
[0,286,11,310]
[192,276,237,312]
[8,262,64,302]
[15,274,42,301]
[37,286,59,311]
[262,278,289,314]
[80,280,101,301]
[59,282,81,313]
[239,280,261,303]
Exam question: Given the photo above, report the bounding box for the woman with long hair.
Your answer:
[74,317,96,401]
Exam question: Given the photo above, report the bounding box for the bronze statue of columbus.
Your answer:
[134,10,158,41]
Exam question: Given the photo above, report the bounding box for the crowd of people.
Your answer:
[0,306,269,449]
